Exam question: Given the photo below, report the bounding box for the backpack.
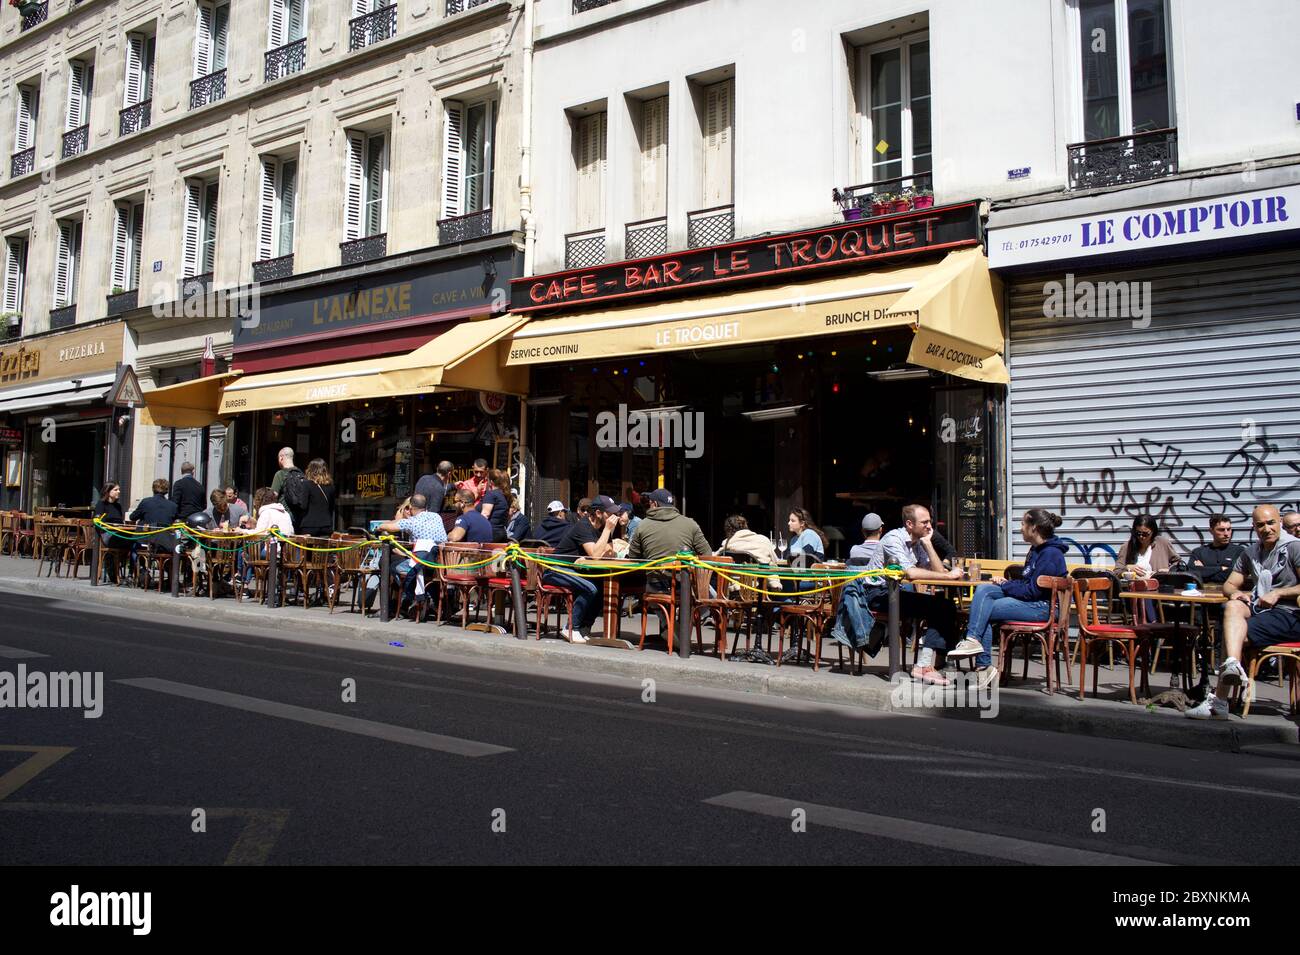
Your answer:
[281,468,310,515]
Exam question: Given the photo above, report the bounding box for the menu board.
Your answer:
[959,447,984,516]
[393,439,412,499]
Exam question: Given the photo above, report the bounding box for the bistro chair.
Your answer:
[285,535,332,609]
[236,537,273,604]
[331,536,382,615]
[535,554,576,640]
[36,521,72,578]
[639,565,685,655]
[436,542,491,628]
[484,544,547,633]
[996,575,1073,693]
[0,511,16,555]
[1121,577,1199,689]
[775,566,836,668]
[1072,576,1153,705]
[199,534,241,599]
[64,520,97,579]
[13,513,37,558]
[690,555,737,660]
[1239,642,1300,719]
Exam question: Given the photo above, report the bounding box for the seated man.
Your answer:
[447,488,494,544]
[627,488,712,593]
[367,493,448,611]
[1283,512,1300,538]
[534,500,571,549]
[542,495,619,644]
[849,513,884,564]
[1186,513,1244,585]
[1187,505,1300,719]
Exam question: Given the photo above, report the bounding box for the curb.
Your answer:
[5,575,1297,754]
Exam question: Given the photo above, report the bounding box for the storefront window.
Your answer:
[333,397,408,531]
[27,418,106,512]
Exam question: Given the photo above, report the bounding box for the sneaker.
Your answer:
[1218,657,1247,688]
[564,629,589,644]
[977,665,1000,690]
[910,665,950,686]
[1185,694,1229,720]
[947,638,984,659]
[866,621,888,656]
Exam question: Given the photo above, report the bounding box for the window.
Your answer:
[269,0,306,47]
[3,238,27,318]
[637,95,668,220]
[125,33,156,107]
[859,36,930,185]
[66,61,94,132]
[258,155,299,260]
[700,79,733,206]
[14,82,39,154]
[350,0,396,50]
[183,178,220,277]
[1076,0,1170,140]
[195,2,231,78]
[54,221,83,308]
[573,110,606,230]
[345,132,387,240]
[111,201,145,292]
[441,100,495,219]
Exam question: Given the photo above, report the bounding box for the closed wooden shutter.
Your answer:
[195,4,214,79]
[15,86,36,151]
[442,101,464,219]
[640,96,668,219]
[344,132,365,241]
[111,205,130,291]
[4,239,26,314]
[201,181,220,273]
[278,159,298,256]
[364,133,387,236]
[125,36,144,106]
[575,111,607,230]
[128,203,145,290]
[183,181,203,276]
[258,157,278,261]
[288,0,305,40]
[268,0,287,48]
[702,79,733,206]
[54,224,74,308]
[212,3,230,71]
[66,61,86,131]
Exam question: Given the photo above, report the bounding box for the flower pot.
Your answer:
[913,195,935,209]
[843,207,865,221]
[890,198,913,214]
[870,202,890,217]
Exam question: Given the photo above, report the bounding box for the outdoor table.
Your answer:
[574,557,647,649]
[1120,588,1227,690]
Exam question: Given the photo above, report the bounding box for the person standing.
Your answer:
[270,448,311,529]
[299,459,337,538]
[477,468,510,543]
[169,462,206,520]
[457,459,489,506]
[414,458,453,514]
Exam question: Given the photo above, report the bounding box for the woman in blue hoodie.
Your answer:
[946,508,1069,685]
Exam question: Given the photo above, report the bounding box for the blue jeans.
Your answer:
[964,583,1049,668]
[366,553,428,606]
[830,579,879,649]
[542,568,601,633]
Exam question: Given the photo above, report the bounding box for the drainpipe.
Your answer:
[520,0,536,276]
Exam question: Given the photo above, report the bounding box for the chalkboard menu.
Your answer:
[393,439,412,499]
[959,447,985,516]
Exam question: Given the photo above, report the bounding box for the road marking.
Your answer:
[704,791,1171,866]
[116,677,513,757]
[0,745,75,800]
[0,644,48,659]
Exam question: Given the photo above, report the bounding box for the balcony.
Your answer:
[686,205,735,249]
[252,254,294,283]
[1067,127,1178,191]
[573,0,617,12]
[446,0,492,13]
[189,69,227,110]
[437,208,492,245]
[349,4,398,51]
[10,147,35,179]
[61,125,89,160]
[119,100,152,136]
[340,234,387,265]
[565,229,605,270]
[832,172,935,222]
[181,273,214,300]
[625,216,667,259]
[265,38,307,82]
[48,304,76,330]
[106,288,139,317]
[20,1,48,31]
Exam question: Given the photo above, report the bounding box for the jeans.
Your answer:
[542,568,602,633]
[366,553,429,607]
[865,584,958,655]
[964,583,1049,668]
[830,578,879,650]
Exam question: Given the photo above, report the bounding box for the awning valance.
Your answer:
[138,372,242,428]
[0,372,115,414]
[218,314,528,414]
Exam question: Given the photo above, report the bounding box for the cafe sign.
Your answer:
[511,202,981,313]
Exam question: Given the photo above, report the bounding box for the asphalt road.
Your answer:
[2,586,1299,866]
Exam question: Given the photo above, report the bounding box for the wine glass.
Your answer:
[776,536,787,561]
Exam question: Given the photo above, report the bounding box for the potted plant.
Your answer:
[870,192,894,217]
[891,188,915,214]
[10,0,42,17]
[913,187,935,209]
[111,286,125,296]
[832,188,864,221]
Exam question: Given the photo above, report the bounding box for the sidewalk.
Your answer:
[2,555,1296,755]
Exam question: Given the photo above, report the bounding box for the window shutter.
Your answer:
[576,111,606,230]
[55,224,74,308]
[129,204,145,290]
[442,101,464,219]
[258,157,278,261]
[702,79,733,205]
[142,37,156,101]
[352,0,369,18]
[268,0,286,48]
[3,240,23,314]
[125,36,144,106]
[288,0,305,40]
[183,181,203,277]
[66,62,86,131]
[365,133,387,236]
[202,181,220,274]
[213,4,230,71]
[112,206,130,290]
[640,96,667,218]
[344,132,365,241]
[278,158,298,256]
[195,4,214,79]
[15,87,34,151]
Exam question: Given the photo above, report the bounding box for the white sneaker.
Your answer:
[1185,694,1229,721]
[947,638,984,659]
[1218,657,1247,687]
[977,665,1000,689]
[564,629,589,644]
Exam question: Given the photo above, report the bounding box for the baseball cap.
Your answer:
[645,488,674,506]
[546,500,566,514]
[861,513,883,532]
[618,502,633,514]
[590,495,618,512]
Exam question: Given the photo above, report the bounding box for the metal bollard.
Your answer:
[91,527,101,587]
[676,560,692,659]
[509,554,528,641]
[887,575,901,676]
[171,543,180,598]
[379,538,392,622]
[267,538,280,608]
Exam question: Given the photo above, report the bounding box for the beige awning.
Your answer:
[505,249,1007,383]
[218,315,528,414]
[139,372,241,428]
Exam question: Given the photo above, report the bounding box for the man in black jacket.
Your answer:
[131,478,181,552]
[169,462,206,520]
[413,459,453,514]
[1187,514,1245,585]
[534,501,572,549]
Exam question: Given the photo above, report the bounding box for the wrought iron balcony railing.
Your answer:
[565,229,605,270]
[437,208,492,245]
[48,304,76,329]
[686,205,735,249]
[1067,127,1178,191]
[10,147,35,179]
[340,234,387,265]
[625,216,668,259]
[350,4,398,51]
[180,273,215,303]
[265,38,307,82]
[573,0,617,12]
[252,254,294,283]
[61,125,89,160]
[20,1,48,30]
[446,0,492,13]
[106,288,139,317]
[120,100,152,136]
[832,171,935,221]
[189,69,227,110]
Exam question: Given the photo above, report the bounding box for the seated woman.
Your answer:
[718,514,782,594]
[1115,514,1179,622]
[946,508,1069,686]
[93,482,132,582]
[786,508,828,595]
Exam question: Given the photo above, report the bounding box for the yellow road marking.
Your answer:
[0,745,74,800]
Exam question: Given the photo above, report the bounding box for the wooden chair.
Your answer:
[1072,576,1153,704]
[65,520,96,578]
[535,553,577,640]
[639,568,681,654]
[997,576,1073,692]
[436,542,490,628]
[0,511,15,555]
[198,534,240,599]
[286,534,332,609]
[331,537,381,614]
[716,551,775,657]
[1240,642,1300,718]
[36,521,72,577]
[776,567,835,667]
[690,556,737,660]
[14,513,36,558]
[236,537,272,603]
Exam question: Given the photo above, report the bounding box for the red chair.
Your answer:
[1072,576,1153,704]
[997,576,1073,692]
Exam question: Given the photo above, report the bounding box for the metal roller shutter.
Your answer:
[1005,248,1300,561]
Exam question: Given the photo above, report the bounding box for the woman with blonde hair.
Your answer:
[299,458,336,538]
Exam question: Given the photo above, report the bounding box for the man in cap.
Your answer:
[544,495,620,643]
[535,500,572,549]
[849,512,884,564]
[627,488,712,593]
